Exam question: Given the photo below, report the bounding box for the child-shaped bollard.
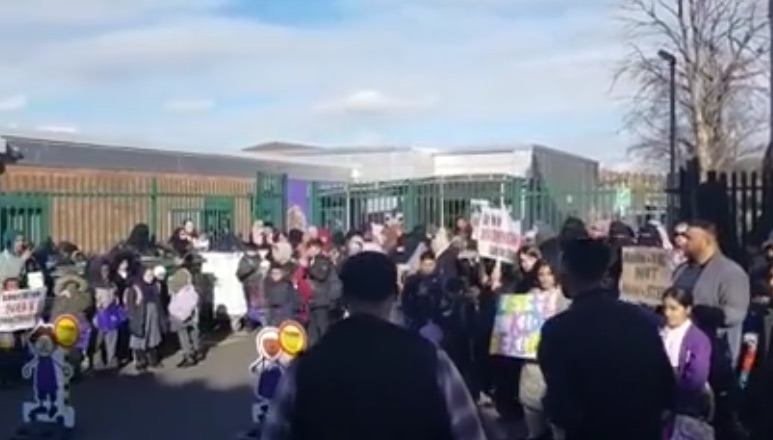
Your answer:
[11,315,80,440]
[237,320,307,440]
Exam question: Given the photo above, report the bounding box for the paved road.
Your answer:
[0,334,520,440]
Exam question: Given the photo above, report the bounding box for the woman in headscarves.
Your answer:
[125,264,165,372]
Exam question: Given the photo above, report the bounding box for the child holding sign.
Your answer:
[518,260,569,440]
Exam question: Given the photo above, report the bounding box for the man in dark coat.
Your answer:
[538,238,675,440]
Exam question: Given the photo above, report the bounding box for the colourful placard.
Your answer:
[489,292,559,359]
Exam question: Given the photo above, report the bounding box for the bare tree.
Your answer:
[615,0,769,171]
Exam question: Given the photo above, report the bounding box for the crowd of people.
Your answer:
[238,216,772,440]
[3,212,773,440]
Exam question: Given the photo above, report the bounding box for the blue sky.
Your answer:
[0,0,635,162]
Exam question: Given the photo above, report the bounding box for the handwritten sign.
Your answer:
[489,292,558,359]
[476,207,521,263]
[619,247,672,305]
[0,288,46,332]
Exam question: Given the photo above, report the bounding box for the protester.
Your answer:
[261,251,487,440]
[167,257,202,368]
[169,219,198,255]
[263,262,301,327]
[401,250,442,333]
[125,265,165,372]
[237,242,269,328]
[672,219,750,439]
[304,239,337,344]
[92,261,123,370]
[515,245,541,292]
[519,259,569,440]
[0,231,33,286]
[672,222,689,265]
[538,237,675,439]
[660,287,714,439]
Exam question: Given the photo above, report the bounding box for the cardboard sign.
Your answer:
[619,247,672,305]
[0,288,45,332]
[489,292,560,359]
[475,207,521,263]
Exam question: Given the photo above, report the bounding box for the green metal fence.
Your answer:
[0,172,287,253]
[311,175,668,232]
[0,170,666,253]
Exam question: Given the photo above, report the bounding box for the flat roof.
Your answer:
[242,141,547,157]
[2,134,352,182]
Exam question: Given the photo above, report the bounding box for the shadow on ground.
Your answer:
[1,335,256,440]
[0,332,520,440]
[2,372,254,440]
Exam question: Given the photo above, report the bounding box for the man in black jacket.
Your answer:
[538,238,675,440]
[261,251,486,440]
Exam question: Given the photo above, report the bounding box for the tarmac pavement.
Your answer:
[0,333,520,440]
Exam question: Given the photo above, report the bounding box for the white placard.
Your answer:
[475,207,522,263]
[27,271,45,290]
[200,252,247,318]
[0,288,46,332]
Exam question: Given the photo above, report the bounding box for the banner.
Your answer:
[0,288,46,332]
[619,247,672,305]
[489,292,559,359]
[475,207,521,263]
[201,252,248,318]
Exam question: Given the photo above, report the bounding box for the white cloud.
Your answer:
[0,0,632,159]
[35,125,79,134]
[163,98,214,113]
[0,95,27,111]
[315,90,435,114]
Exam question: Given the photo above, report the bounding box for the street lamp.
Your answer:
[658,49,677,225]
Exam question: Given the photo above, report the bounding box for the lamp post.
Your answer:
[658,49,677,225]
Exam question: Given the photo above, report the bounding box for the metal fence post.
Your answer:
[149,177,159,238]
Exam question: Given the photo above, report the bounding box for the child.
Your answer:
[660,287,714,439]
[168,258,201,368]
[519,260,568,440]
[92,261,124,370]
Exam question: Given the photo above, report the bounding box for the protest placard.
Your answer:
[619,247,672,305]
[0,288,46,332]
[470,199,490,240]
[489,292,559,359]
[201,252,248,320]
[475,207,521,263]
